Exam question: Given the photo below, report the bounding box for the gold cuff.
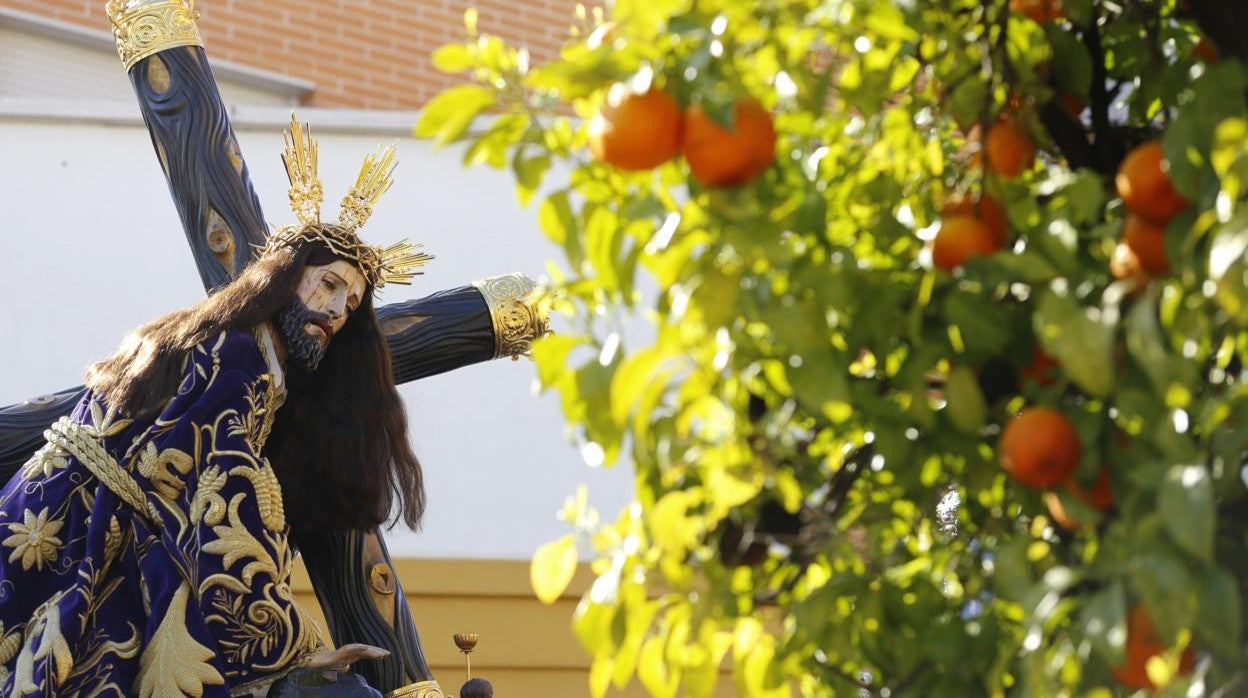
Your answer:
[472,273,550,360]
[385,680,446,698]
[106,0,204,70]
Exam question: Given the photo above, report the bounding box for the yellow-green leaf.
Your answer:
[431,44,473,74]
[414,85,495,146]
[531,534,578,604]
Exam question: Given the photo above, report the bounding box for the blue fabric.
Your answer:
[0,329,322,696]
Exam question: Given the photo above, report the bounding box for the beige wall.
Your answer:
[291,558,737,697]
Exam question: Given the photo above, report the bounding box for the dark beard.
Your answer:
[275,299,330,371]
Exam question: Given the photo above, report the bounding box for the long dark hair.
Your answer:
[85,236,425,533]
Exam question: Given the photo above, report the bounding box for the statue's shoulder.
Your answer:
[189,328,267,378]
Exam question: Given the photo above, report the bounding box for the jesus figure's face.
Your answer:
[294,260,367,345]
[275,259,368,370]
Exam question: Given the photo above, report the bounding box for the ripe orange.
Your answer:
[999,407,1082,489]
[1109,239,1149,285]
[1011,0,1063,22]
[932,215,1001,271]
[942,193,1009,247]
[588,88,683,171]
[681,99,776,187]
[1116,141,1188,224]
[1044,469,1113,531]
[1112,604,1198,690]
[986,119,1037,178]
[1123,214,1170,275]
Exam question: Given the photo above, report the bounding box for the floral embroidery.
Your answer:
[3,508,64,572]
[21,445,68,481]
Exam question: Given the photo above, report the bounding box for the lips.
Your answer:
[307,318,334,340]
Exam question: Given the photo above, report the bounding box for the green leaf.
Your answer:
[413,85,496,146]
[610,344,677,427]
[538,191,575,246]
[1123,291,1173,397]
[995,537,1034,602]
[1196,566,1243,662]
[1079,581,1126,666]
[1211,117,1248,206]
[648,490,702,554]
[1034,286,1115,397]
[1158,464,1215,563]
[944,366,986,434]
[462,112,529,169]
[531,534,578,604]
[431,44,474,73]
[531,334,587,391]
[513,151,551,207]
[1058,170,1106,226]
[1046,26,1092,95]
[1129,550,1198,643]
[789,356,852,423]
[944,289,1013,359]
[575,591,617,656]
[586,207,623,293]
[637,634,678,698]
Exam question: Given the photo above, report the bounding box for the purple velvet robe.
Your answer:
[0,329,322,696]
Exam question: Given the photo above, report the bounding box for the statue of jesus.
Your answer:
[0,118,427,696]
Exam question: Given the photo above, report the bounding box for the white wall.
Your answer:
[0,115,635,560]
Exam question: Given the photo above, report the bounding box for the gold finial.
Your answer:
[258,115,433,289]
[282,118,323,227]
[105,0,203,70]
[338,144,397,233]
[453,632,478,681]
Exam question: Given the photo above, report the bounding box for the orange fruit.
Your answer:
[1112,605,1198,690]
[682,98,777,187]
[1044,469,1113,531]
[986,119,1037,178]
[999,407,1082,489]
[932,215,1001,271]
[1011,0,1063,22]
[588,88,683,171]
[1123,214,1170,275]
[1116,141,1188,224]
[942,193,1009,247]
[1109,238,1149,285]
[1020,345,1059,387]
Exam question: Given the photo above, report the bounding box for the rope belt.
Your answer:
[44,416,161,523]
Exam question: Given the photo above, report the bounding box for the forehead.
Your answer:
[307,259,367,298]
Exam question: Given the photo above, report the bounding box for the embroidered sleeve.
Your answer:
[137,357,323,692]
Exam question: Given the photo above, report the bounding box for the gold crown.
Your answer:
[258,116,433,289]
[106,0,203,70]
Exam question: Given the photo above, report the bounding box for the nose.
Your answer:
[326,294,349,327]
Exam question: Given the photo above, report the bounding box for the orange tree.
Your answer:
[417,0,1248,695]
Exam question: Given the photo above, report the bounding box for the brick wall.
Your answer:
[0,0,582,109]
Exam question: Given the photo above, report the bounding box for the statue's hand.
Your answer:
[305,643,391,671]
[268,646,388,697]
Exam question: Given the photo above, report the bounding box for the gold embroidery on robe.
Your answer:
[135,581,225,697]
[3,507,65,572]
